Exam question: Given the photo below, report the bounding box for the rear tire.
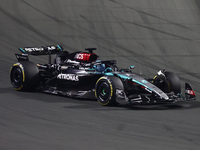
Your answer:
[95,77,116,106]
[10,61,40,91]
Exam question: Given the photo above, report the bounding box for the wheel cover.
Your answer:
[153,75,169,93]
[11,67,23,87]
[102,88,106,95]
[97,82,111,102]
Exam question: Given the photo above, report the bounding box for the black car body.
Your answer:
[10,45,196,106]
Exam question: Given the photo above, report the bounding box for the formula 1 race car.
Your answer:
[10,45,196,106]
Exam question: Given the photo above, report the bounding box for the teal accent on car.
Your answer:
[116,74,153,91]
[104,72,114,76]
[141,79,148,83]
[116,74,131,80]
[129,65,135,69]
[57,45,62,50]
[19,48,26,53]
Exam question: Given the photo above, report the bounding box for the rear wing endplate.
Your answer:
[15,54,29,61]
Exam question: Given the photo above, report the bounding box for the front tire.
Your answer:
[95,77,116,106]
[10,61,39,91]
[165,71,181,94]
[153,71,181,94]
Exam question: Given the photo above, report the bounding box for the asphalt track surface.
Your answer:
[1,0,200,150]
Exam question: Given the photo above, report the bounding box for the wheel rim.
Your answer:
[98,82,110,101]
[153,75,169,93]
[11,68,23,87]
[102,87,106,95]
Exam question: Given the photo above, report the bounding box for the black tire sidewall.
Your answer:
[153,71,181,94]
[165,71,181,94]
[10,61,39,91]
[10,65,24,90]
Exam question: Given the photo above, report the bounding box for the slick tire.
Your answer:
[95,77,116,106]
[153,71,181,94]
[165,71,181,94]
[10,61,39,91]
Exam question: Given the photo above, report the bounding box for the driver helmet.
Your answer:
[94,64,105,72]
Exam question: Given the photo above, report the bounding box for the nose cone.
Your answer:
[160,93,169,100]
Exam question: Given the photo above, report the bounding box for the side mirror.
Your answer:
[120,65,135,73]
[129,65,135,69]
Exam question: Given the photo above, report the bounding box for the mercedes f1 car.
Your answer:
[10,45,196,106]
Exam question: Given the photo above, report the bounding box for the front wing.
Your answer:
[116,83,196,104]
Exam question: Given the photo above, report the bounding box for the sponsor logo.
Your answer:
[57,74,79,81]
[24,46,56,52]
[16,55,28,60]
[66,59,80,64]
[79,67,89,70]
[24,47,44,52]
[47,46,56,50]
[186,90,195,95]
[75,53,84,60]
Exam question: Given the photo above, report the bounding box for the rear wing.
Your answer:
[16,45,65,64]
[19,45,63,55]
